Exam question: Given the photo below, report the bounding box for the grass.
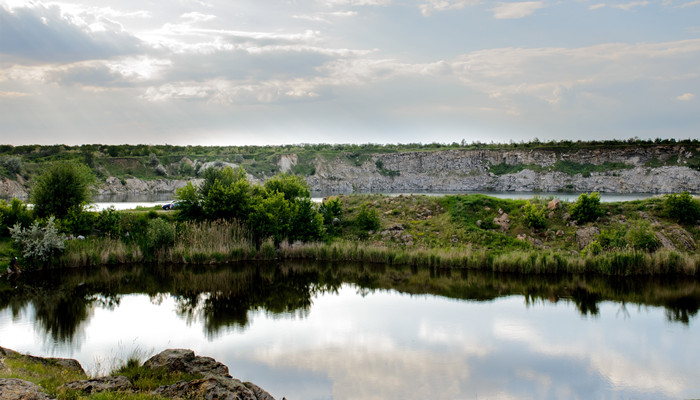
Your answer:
[111,358,202,392]
[0,352,87,397]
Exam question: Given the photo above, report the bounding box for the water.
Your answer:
[2,263,698,399]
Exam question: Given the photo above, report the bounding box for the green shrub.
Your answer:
[664,191,700,225]
[355,205,381,238]
[522,201,546,229]
[570,192,603,223]
[145,218,175,253]
[290,198,324,242]
[625,221,659,251]
[264,173,311,200]
[9,217,66,264]
[320,197,343,237]
[597,228,625,249]
[0,198,33,237]
[94,207,122,237]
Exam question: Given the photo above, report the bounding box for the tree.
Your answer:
[31,161,95,219]
[263,173,310,201]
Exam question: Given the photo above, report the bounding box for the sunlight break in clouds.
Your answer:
[490,1,546,19]
[611,1,649,10]
[677,93,695,100]
[419,0,481,16]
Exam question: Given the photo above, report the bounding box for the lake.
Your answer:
[1,262,698,400]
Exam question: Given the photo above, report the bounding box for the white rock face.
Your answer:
[307,146,700,194]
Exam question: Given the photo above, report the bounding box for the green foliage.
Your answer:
[264,173,310,201]
[144,218,175,254]
[202,178,252,221]
[9,217,66,264]
[114,358,202,392]
[625,221,659,252]
[354,205,381,238]
[248,191,293,244]
[320,197,343,237]
[489,163,528,175]
[664,191,700,225]
[0,156,22,176]
[552,160,632,176]
[60,206,96,236]
[94,207,122,237]
[522,201,547,229]
[31,160,95,219]
[0,198,33,237]
[596,228,626,249]
[570,192,603,223]
[375,159,400,177]
[174,182,202,220]
[290,198,324,242]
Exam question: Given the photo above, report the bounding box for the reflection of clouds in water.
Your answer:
[491,308,696,398]
[254,347,473,400]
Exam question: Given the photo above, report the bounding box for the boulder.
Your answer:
[152,375,275,400]
[576,226,600,249]
[143,349,230,378]
[0,378,54,400]
[59,376,134,394]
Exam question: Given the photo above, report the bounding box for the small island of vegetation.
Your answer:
[1,150,699,276]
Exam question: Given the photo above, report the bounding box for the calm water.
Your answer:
[1,262,698,400]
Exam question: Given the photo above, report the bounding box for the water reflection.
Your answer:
[2,263,699,399]
[1,262,699,345]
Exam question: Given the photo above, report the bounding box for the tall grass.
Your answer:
[167,219,256,264]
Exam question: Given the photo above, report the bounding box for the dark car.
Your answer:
[161,202,179,210]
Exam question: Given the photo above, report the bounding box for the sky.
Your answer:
[1,0,699,146]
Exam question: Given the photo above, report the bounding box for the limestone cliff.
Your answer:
[306,145,700,194]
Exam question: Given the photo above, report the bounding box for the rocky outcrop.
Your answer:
[97,177,200,195]
[0,177,28,199]
[307,146,700,194]
[59,376,135,394]
[0,347,277,400]
[0,378,54,400]
[143,349,231,378]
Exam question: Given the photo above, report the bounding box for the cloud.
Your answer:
[323,0,392,6]
[677,92,695,100]
[611,1,649,10]
[0,91,30,98]
[589,3,607,10]
[419,0,481,16]
[678,0,700,7]
[0,4,144,64]
[490,1,546,19]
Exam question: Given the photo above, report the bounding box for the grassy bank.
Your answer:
[23,193,693,276]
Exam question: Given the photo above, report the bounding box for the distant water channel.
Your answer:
[1,262,698,399]
[91,191,657,211]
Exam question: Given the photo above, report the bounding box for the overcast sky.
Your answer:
[1,0,699,146]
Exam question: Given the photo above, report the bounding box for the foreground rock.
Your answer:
[0,378,54,400]
[0,347,278,400]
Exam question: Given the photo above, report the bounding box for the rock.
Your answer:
[0,378,54,400]
[556,230,565,237]
[547,198,560,210]
[0,347,85,377]
[152,375,270,400]
[576,226,600,249]
[493,213,510,232]
[143,349,230,378]
[59,376,134,394]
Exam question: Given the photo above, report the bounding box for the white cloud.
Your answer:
[323,0,391,6]
[589,3,607,10]
[678,0,700,7]
[490,1,546,19]
[0,91,30,98]
[677,92,695,100]
[419,0,481,16]
[180,12,216,23]
[611,1,649,10]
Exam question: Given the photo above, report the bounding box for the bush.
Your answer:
[522,201,546,230]
[320,197,343,237]
[355,205,381,239]
[94,207,122,237]
[0,198,33,237]
[263,173,310,201]
[570,192,603,223]
[9,217,66,263]
[626,221,659,252]
[664,191,700,225]
[31,160,95,219]
[290,198,324,242]
[144,218,175,254]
